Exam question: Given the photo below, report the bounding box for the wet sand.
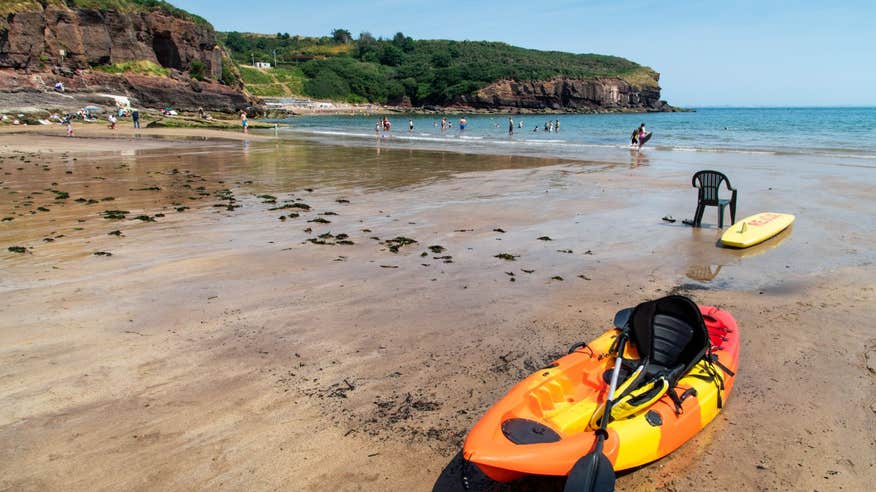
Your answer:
[1,131,874,491]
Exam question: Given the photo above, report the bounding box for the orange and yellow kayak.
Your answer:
[462,305,739,482]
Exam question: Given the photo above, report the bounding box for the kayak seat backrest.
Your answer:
[590,295,712,426]
[630,295,709,385]
[651,314,694,369]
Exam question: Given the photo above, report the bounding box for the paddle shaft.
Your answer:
[562,331,629,492]
[600,332,628,430]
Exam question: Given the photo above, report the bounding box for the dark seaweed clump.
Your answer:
[102,210,129,220]
[8,246,27,253]
[386,236,418,253]
[495,253,518,261]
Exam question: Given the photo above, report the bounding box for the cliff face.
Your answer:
[0,3,252,112]
[455,77,671,113]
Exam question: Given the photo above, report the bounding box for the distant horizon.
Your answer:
[172,0,876,107]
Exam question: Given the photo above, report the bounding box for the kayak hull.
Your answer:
[463,305,739,481]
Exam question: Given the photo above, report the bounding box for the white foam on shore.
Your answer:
[285,127,876,162]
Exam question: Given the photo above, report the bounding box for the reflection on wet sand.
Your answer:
[681,223,794,283]
[721,224,794,258]
[629,149,650,168]
[685,263,723,282]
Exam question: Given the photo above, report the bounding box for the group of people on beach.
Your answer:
[532,120,560,133]
[630,122,650,150]
[374,116,392,137]
[372,116,652,150]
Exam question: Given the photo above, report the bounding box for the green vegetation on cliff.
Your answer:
[1,0,209,26]
[94,60,170,77]
[219,31,659,105]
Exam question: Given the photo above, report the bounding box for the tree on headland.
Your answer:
[332,29,353,44]
[392,32,414,52]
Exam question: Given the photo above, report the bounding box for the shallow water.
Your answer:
[2,136,873,297]
[277,107,876,161]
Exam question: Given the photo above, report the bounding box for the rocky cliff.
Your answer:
[0,1,252,113]
[455,77,672,113]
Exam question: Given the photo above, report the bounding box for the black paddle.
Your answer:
[563,308,632,492]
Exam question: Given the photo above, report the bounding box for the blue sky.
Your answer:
[173,0,875,107]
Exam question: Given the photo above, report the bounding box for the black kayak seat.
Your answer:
[628,296,709,385]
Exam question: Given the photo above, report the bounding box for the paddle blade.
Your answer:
[564,450,616,492]
[613,308,633,329]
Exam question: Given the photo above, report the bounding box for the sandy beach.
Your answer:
[1,127,874,491]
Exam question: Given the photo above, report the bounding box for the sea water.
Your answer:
[276,107,876,161]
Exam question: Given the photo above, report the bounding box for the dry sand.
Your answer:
[0,129,874,491]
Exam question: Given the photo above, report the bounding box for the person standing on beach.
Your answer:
[508,117,514,135]
[409,119,414,132]
[66,118,74,137]
[441,116,448,131]
[132,109,140,129]
[555,119,560,132]
[637,123,648,149]
[241,111,248,134]
[108,113,117,130]
[630,126,640,147]
[459,116,467,131]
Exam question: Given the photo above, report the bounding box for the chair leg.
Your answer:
[718,204,725,228]
[730,200,737,225]
[693,203,705,226]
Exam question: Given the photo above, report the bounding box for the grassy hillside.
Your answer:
[1,0,210,26]
[237,66,306,97]
[219,31,659,105]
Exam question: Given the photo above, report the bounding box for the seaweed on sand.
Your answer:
[494,253,518,261]
[102,210,129,220]
[386,236,418,253]
[8,246,27,253]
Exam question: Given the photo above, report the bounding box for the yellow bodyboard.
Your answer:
[721,212,795,248]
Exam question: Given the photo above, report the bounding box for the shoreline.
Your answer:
[0,124,275,154]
